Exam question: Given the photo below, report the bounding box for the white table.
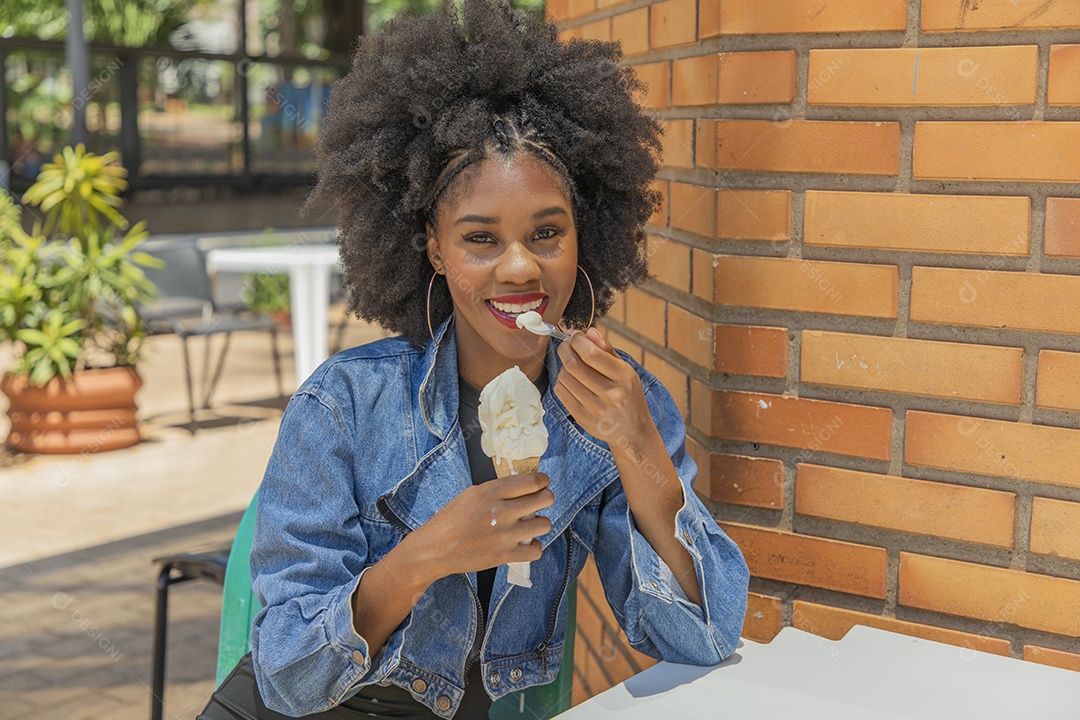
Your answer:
[557,625,1080,719]
[206,244,342,386]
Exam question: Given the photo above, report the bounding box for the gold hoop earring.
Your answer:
[427,271,451,347]
[576,264,596,329]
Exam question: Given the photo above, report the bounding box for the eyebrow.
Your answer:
[453,206,568,225]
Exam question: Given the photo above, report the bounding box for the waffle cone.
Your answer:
[493,456,541,477]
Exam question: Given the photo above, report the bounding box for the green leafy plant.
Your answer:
[0,145,161,386]
[242,271,290,315]
[240,228,290,315]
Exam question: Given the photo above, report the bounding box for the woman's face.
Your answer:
[427,152,578,381]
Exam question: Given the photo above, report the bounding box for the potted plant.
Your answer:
[242,271,291,328]
[0,145,160,454]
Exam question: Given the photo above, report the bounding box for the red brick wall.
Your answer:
[546,0,1080,702]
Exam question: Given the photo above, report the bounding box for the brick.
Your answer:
[646,235,690,292]
[579,17,612,41]
[694,387,892,460]
[631,61,670,110]
[692,248,714,301]
[566,0,596,20]
[743,592,783,643]
[650,0,695,50]
[673,55,719,106]
[721,522,888,598]
[660,120,694,170]
[1037,350,1080,411]
[1049,46,1080,106]
[607,328,643,364]
[899,553,1080,636]
[674,52,796,106]
[795,463,1016,547]
[610,7,649,57]
[709,452,784,509]
[650,180,668,227]
[699,0,720,38]
[607,290,627,324]
[710,120,901,176]
[803,191,1030,255]
[792,601,1011,656]
[623,287,665,346]
[717,189,791,241]
[720,51,797,105]
[718,0,906,34]
[1031,497,1080,561]
[1044,197,1080,258]
[670,181,714,236]
[695,119,717,169]
[546,0,569,23]
[800,330,1024,404]
[715,324,788,378]
[715,256,898,318]
[667,305,713,367]
[808,46,1038,106]
[911,267,1080,335]
[914,122,1080,182]
[905,410,1080,489]
[923,0,1080,31]
[1025,646,1080,673]
[643,351,687,417]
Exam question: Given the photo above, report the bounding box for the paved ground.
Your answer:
[0,310,388,719]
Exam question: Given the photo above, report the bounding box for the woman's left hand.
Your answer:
[554,328,652,446]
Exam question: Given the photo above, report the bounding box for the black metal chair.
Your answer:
[138,236,284,430]
[150,548,231,720]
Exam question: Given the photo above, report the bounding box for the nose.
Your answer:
[495,241,541,285]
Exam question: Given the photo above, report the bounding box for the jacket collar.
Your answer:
[417,315,563,441]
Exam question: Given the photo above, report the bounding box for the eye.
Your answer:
[534,226,565,241]
[463,233,496,245]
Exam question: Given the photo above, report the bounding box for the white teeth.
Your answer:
[490,298,543,314]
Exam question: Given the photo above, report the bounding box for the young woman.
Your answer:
[200,1,748,718]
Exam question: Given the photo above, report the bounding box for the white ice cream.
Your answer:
[479,366,549,589]
[478,366,548,465]
[515,310,549,336]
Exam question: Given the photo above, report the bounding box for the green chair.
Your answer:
[215,494,576,718]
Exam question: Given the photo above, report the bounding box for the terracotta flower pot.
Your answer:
[1,366,142,454]
[269,309,292,329]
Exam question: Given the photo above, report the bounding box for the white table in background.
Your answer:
[556,625,1080,719]
[206,244,342,386]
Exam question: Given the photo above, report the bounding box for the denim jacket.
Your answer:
[249,318,749,718]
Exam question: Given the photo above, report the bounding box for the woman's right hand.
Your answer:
[405,473,554,582]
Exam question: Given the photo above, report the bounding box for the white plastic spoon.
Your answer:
[515,310,571,340]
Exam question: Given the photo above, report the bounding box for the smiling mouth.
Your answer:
[485,296,548,328]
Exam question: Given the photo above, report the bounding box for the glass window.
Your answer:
[246,62,335,174]
[138,56,241,175]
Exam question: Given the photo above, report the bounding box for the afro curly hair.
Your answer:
[304,0,663,347]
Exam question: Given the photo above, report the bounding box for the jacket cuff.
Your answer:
[627,479,705,614]
[325,568,383,701]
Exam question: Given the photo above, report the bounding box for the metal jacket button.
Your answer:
[489,671,501,687]
[510,667,523,682]
[437,696,452,711]
[352,650,365,664]
[411,678,427,693]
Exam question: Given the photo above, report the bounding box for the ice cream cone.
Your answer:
[492,456,540,477]
[479,366,549,590]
